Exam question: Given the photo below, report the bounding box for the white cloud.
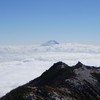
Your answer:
[0,43,100,97]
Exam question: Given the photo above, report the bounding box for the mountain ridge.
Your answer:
[0,61,100,100]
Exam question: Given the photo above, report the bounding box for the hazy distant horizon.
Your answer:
[0,40,100,46]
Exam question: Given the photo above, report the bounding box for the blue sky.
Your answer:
[0,0,100,44]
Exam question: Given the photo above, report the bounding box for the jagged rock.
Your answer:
[0,61,100,100]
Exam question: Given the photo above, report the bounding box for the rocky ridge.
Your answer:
[0,61,100,100]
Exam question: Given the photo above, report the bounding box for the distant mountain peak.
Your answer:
[42,40,59,46]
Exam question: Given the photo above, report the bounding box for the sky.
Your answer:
[0,0,100,45]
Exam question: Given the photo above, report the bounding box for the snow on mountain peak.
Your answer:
[42,40,59,46]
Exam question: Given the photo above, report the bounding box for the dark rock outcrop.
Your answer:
[0,61,100,100]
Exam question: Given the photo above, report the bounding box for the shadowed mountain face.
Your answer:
[0,62,100,100]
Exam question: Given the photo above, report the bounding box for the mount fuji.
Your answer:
[42,40,59,46]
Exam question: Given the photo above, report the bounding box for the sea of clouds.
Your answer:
[0,43,100,97]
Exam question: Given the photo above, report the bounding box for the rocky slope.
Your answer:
[0,61,100,100]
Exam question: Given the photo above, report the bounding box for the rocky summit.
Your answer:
[0,61,100,100]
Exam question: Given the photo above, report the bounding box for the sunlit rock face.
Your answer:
[0,61,100,100]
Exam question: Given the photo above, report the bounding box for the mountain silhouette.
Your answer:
[42,40,59,46]
[0,61,100,100]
